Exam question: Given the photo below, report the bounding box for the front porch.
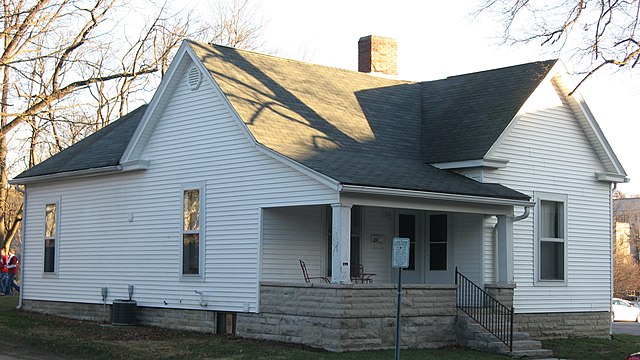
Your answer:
[261,201,519,287]
[253,199,537,352]
[237,282,458,351]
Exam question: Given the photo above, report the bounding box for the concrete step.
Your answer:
[506,348,555,359]
[457,315,555,359]
[488,339,544,352]
[472,329,530,342]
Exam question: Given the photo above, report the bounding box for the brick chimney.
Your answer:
[358,35,397,77]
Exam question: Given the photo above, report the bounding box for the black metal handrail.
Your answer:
[455,267,514,352]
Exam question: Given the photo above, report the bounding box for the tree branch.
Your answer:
[2,67,157,135]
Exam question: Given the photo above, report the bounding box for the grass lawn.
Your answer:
[0,295,637,359]
[543,335,640,360]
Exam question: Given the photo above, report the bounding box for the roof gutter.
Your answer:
[9,165,123,185]
[340,184,534,208]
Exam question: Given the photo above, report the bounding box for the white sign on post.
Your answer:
[392,237,410,268]
[392,237,410,360]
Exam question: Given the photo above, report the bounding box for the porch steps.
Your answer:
[457,315,555,359]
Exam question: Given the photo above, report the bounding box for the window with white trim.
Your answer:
[182,184,204,276]
[537,193,567,282]
[44,202,58,273]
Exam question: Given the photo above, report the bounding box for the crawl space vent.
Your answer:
[188,67,202,91]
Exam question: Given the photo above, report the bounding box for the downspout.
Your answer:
[513,207,530,222]
[493,207,531,282]
[17,187,26,310]
[610,183,616,338]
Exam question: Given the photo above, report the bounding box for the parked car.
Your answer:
[627,352,640,360]
[613,298,640,322]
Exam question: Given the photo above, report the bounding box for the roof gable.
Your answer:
[422,60,558,164]
[551,66,627,178]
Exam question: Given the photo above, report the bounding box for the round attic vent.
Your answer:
[188,67,202,91]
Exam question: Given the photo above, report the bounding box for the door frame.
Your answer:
[393,209,424,284]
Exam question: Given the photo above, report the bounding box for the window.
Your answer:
[182,185,203,276]
[537,194,567,282]
[429,214,448,271]
[44,202,57,273]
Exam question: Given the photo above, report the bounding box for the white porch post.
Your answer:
[331,203,352,284]
[496,215,514,283]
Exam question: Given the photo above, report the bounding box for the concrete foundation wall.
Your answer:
[20,285,610,352]
[22,299,111,322]
[21,299,219,333]
[236,282,457,352]
[515,311,610,339]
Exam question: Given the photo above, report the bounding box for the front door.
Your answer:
[395,211,422,284]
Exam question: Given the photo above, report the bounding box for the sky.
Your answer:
[200,0,640,194]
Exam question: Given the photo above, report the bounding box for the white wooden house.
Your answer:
[11,36,627,352]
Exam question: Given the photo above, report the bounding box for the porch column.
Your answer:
[331,203,352,284]
[496,215,514,283]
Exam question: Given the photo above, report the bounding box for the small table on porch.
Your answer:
[350,264,376,283]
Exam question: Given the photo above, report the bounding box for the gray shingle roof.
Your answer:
[14,41,545,202]
[190,41,531,200]
[14,105,147,180]
[422,60,558,163]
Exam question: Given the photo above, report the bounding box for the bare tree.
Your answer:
[0,0,191,251]
[477,0,640,93]
[614,225,640,298]
[204,0,265,50]
[1,0,267,252]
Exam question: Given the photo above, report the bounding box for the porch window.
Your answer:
[537,194,567,281]
[429,214,447,271]
[44,202,58,273]
[182,184,204,276]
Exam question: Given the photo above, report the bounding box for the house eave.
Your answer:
[339,185,533,208]
[9,162,149,185]
[432,158,509,170]
[595,171,630,183]
[120,159,150,172]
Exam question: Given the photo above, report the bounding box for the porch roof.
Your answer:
[298,149,528,200]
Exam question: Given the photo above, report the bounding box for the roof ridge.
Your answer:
[436,59,558,81]
[186,39,416,85]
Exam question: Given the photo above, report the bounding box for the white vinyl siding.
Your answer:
[362,206,392,283]
[484,78,612,313]
[21,56,337,313]
[261,206,325,282]
[453,213,483,285]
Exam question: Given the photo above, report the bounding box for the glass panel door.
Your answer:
[396,211,422,284]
